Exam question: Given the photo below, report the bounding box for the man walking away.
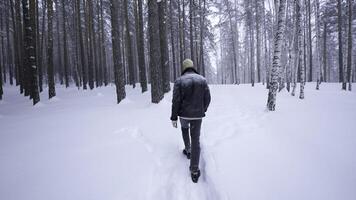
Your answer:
[170,59,211,183]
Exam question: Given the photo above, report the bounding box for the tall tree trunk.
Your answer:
[170,0,177,81]
[323,21,327,82]
[182,0,187,58]
[47,0,55,98]
[87,0,95,89]
[266,0,287,111]
[159,0,171,93]
[347,0,352,91]
[29,0,40,103]
[54,0,63,85]
[148,0,163,103]
[22,0,32,97]
[178,0,184,70]
[297,0,305,99]
[77,0,87,89]
[189,0,196,65]
[123,0,136,88]
[0,7,3,100]
[10,0,19,86]
[307,0,312,82]
[255,0,261,83]
[110,0,126,103]
[100,0,108,86]
[337,0,345,89]
[6,0,14,85]
[316,0,322,90]
[61,0,69,87]
[15,0,24,94]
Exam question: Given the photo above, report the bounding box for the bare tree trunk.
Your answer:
[267,0,287,111]
[307,0,312,82]
[323,21,327,82]
[158,0,170,93]
[148,0,163,103]
[47,0,55,98]
[170,0,177,80]
[189,0,195,63]
[15,0,24,94]
[61,0,69,87]
[337,0,345,89]
[123,0,136,88]
[255,0,261,83]
[6,0,13,85]
[77,0,87,89]
[316,0,322,90]
[110,0,126,103]
[100,0,108,86]
[297,0,305,99]
[347,0,352,91]
[136,0,147,91]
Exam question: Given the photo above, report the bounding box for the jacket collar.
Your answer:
[182,68,199,75]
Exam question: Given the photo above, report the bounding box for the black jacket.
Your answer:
[170,68,211,121]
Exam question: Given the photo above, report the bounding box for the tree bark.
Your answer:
[148,0,163,103]
[47,0,55,99]
[266,0,287,111]
[337,0,345,89]
[159,0,171,93]
[123,0,136,88]
[347,0,352,91]
[110,0,126,103]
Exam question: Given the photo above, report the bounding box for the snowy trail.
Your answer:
[1,84,356,200]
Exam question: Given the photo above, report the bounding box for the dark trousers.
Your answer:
[180,118,202,172]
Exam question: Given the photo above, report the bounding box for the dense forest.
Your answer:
[0,0,354,108]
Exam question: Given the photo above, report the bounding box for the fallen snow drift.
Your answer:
[1,83,355,200]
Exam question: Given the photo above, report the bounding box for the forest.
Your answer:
[0,0,354,108]
[1,0,356,199]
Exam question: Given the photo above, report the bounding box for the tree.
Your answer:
[255,0,261,83]
[22,0,40,104]
[99,0,108,86]
[297,0,305,99]
[123,0,136,88]
[307,0,312,82]
[148,0,163,103]
[76,0,87,90]
[158,0,171,93]
[316,0,322,90]
[266,0,287,111]
[169,0,178,80]
[0,4,3,100]
[337,0,345,89]
[6,0,14,86]
[87,0,95,89]
[61,0,69,87]
[346,0,352,91]
[47,0,56,99]
[110,0,126,103]
[136,0,147,92]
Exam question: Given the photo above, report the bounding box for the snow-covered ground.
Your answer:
[1,83,356,200]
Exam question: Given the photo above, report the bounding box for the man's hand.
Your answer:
[172,121,178,128]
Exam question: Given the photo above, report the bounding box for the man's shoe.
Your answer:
[191,169,200,183]
[182,149,191,159]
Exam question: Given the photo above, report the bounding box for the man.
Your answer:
[170,59,211,183]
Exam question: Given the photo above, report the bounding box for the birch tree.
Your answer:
[297,0,305,99]
[267,0,287,111]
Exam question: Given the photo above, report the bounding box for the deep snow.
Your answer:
[0,83,356,200]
